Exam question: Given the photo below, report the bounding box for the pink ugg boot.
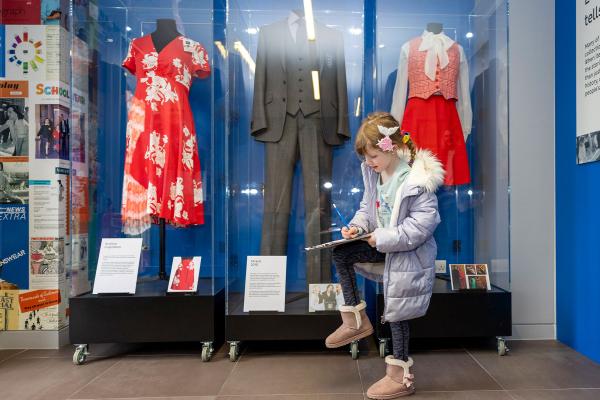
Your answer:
[325,300,373,348]
[366,356,415,399]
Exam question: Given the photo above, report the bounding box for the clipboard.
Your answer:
[305,233,372,251]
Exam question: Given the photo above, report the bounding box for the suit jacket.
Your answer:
[251,19,350,146]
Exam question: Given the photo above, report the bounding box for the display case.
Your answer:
[225,0,511,360]
[225,0,367,359]
[67,0,227,363]
[373,0,511,357]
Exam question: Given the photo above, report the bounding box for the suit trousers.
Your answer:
[261,111,332,283]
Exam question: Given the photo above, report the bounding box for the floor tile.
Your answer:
[219,353,363,395]
[74,397,216,400]
[127,342,226,357]
[218,395,365,400]
[17,343,136,360]
[0,349,24,363]
[510,389,600,400]
[468,341,600,389]
[69,355,234,399]
[402,391,512,400]
[0,356,119,400]
[358,350,502,392]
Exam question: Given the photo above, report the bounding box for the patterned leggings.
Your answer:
[332,240,410,361]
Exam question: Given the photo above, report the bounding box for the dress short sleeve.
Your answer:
[191,43,210,79]
[122,40,136,74]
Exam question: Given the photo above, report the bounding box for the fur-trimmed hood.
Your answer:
[398,148,445,193]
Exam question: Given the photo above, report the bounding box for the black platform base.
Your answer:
[226,292,341,341]
[375,277,512,340]
[69,279,224,345]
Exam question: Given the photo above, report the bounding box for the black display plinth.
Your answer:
[374,277,512,356]
[226,292,340,341]
[69,278,224,363]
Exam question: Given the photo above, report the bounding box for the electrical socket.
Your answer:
[435,260,447,274]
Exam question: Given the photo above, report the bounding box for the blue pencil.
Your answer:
[332,203,350,229]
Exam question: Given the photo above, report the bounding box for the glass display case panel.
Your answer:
[226,0,366,315]
[375,0,510,291]
[69,0,226,296]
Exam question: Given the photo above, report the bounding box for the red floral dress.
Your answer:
[121,35,210,234]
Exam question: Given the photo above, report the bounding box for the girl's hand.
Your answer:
[341,226,359,239]
[365,233,377,248]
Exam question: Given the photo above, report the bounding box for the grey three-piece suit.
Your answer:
[251,17,350,283]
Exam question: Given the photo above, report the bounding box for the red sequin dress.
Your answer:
[121,35,210,234]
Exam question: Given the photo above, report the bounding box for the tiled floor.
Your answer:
[0,340,599,400]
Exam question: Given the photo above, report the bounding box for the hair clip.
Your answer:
[402,131,411,144]
[376,125,399,152]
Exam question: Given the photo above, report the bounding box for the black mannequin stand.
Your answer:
[426,22,443,34]
[159,218,167,280]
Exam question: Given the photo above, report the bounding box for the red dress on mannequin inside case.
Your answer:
[121,35,210,235]
[391,31,472,186]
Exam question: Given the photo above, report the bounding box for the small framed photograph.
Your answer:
[168,257,201,293]
[450,264,491,291]
[309,283,344,312]
[450,264,467,290]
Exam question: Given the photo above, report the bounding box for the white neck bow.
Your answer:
[418,31,455,81]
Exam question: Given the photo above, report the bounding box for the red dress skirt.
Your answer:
[401,96,470,185]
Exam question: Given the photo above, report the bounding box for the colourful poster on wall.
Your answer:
[0,80,30,158]
[4,26,68,82]
[0,26,5,77]
[0,204,29,290]
[0,1,42,25]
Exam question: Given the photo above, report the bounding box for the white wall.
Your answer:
[508,0,556,339]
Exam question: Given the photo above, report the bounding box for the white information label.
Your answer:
[577,0,600,163]
[92,238,142,294]
[243,256,287,312]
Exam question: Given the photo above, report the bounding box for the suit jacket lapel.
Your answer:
[315,22,325,73]
[277,20,288,72]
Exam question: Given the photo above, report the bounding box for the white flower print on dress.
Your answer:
[169,177,186,219]
[142,52,159,70]
[175,65,192,89]
[193,179,203,206]
[145,131,167,178]
[192,44,207,68]
[172,58,182,68]
[181,126,196,170]
[140,71,179,111]
[124,42,135,67]
[147,182,161,214]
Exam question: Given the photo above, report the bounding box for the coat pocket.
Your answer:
[387,266,430,299]
[265,92,273,104]
[414,239,436,270]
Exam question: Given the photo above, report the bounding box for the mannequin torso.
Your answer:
[151,19,181,52]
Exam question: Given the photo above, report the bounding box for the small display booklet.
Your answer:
[450,264,491,291]
[168,256,201,293]
[305,233,371,251]
[309,283,344,312]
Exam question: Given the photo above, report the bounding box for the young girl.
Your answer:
[325,112,444,399]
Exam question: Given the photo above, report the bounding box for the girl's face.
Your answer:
[363,145,397,173]
[44,118,50,125]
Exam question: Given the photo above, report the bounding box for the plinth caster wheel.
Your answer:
[73,344,89,365]
[497,337,510,356]
[379,338,389,358]
[201,342,213,362]
[228,341,240,362]
[350,341,359,360]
